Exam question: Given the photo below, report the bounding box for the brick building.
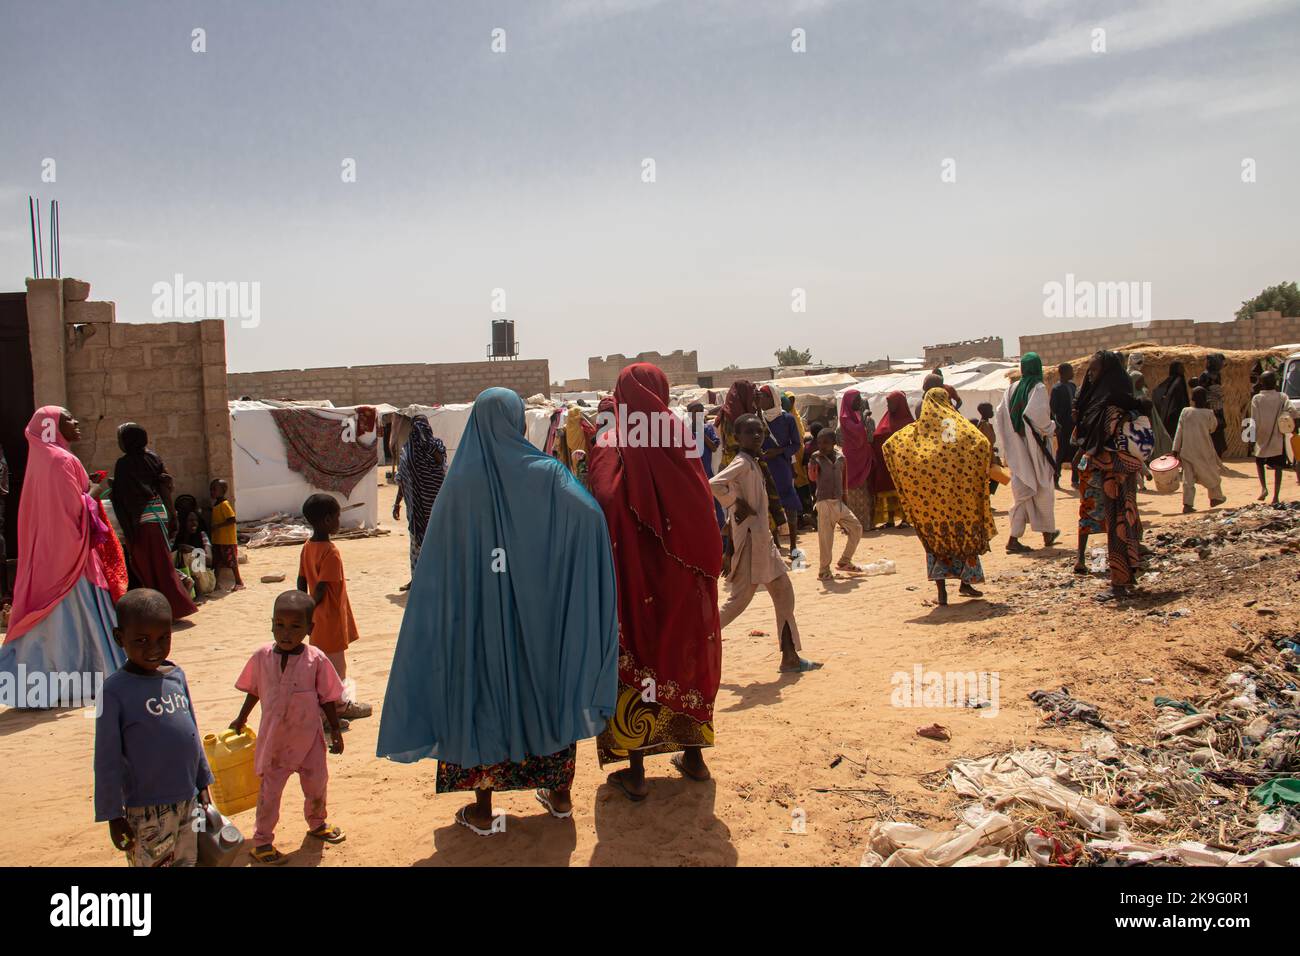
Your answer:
[585,350,698,389]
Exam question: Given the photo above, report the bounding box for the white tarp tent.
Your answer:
[758,372,862,395]
[404,403,558,465]
[835,361,1018,421]
[229,400,379,527]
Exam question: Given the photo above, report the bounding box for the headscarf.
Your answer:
[587,364,722,725]
[564,406,594,473]
[1152,361,1190,437]
[784,390,811,486]
[882,388,995,560]
[377,388,618,768]
[758,384,783,423]
[5,407,96,643]
[109,422,166,530]
[396,417,446,547]
[871,392,914,493]
[715,380,757,428]
[1008,352,1044,436]
[838,389,874,489]
[1074,351,1140,455]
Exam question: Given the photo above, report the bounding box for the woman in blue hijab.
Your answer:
[377,388,619,835]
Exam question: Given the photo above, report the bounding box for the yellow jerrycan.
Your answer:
[203,727,260,816]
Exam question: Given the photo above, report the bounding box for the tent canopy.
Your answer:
[228,400,379,527]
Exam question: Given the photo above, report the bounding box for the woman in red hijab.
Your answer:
[589,363,723,800]
[838,389,876,530]
[871,391,913,527]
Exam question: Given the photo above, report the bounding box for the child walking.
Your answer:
[710,414,820,673]
[807,428,864,580]
[230,590,346,864]
[1172,386,1227,513]
[95,589,214,867]
[209,479,244,590]
[297,494,372,720]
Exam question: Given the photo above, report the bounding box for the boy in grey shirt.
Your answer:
[808,429,864,580]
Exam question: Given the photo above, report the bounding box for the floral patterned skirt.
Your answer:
[435,745,577,794]
[596,683,714,766]
[926,552,984,584]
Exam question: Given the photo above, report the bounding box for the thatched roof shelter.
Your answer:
[1039,342,1286,458]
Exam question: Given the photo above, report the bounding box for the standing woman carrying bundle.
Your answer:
[1072,351,1146,599]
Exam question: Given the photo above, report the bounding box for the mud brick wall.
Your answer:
[227,359,550,407]
[923,336,1004,366]
[587,350,698,389]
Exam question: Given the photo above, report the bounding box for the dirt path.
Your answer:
[2,462,1295,866]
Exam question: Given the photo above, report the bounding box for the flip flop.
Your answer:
[250,844,288,865]
[607,770,648,803]
[455,806,500,836]
[916,723,951,742]
[307,824,346,844]
[534,789,573,819]
[780,658,823,673]
[670,753,711,782]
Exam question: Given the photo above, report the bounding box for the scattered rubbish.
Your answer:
[1029,687,1112,730]
[916,723,951,742]
[1153,697,1198,715]
[858,560,897,576]
[242,513,389,548]
[1250,779,1300,808]
[260,573,286,584]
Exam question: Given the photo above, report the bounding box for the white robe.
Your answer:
[993,381,1057,536]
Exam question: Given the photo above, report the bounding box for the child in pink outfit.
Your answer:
[230,590,346,864]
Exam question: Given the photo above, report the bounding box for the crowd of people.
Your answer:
[1,346,1295,865]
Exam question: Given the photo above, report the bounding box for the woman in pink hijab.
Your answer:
[1,407,124,706]
[838,390,876,530]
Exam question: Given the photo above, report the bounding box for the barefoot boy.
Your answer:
[95,589,214,867]
[230,590,346,864]
[297,494,372,719]
[209,478,244,590]
[710,414,820,673]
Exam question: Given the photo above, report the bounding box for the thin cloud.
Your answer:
[1000,0,1300,68]
[1081,69,1300,118]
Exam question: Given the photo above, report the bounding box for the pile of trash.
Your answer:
[862,640,1300,867]
[239,514,390,549]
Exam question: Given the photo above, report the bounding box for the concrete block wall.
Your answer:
[28,277,235,503]
[923,336,1004,366]
[64,318,234,502]
[1020,313,1300,366]
[587,349,698,389]
[227,359,551,407]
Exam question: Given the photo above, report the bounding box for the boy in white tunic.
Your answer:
[1172,386,1226,513]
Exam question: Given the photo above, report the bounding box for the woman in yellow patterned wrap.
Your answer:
[882,387,996,606]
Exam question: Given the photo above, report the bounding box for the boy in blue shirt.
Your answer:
[95,588,214,866]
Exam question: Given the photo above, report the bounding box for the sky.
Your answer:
[2,0,1298,381]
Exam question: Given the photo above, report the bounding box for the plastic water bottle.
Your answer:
[859,559,897,576]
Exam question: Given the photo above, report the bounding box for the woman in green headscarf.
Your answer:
[993,353,1060,554]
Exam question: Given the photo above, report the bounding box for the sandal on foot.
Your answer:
[455,806,500,836]
[817,571,834,581]
[1073,564,1088,575]
[338,701,372,720]
[1005,540,1032,554]
[251,844,288,865]
[308,824,346,844]
[959,584,983,597]
[1043,531,1061,547]
[780,658,823,673]
[534,789,573,819]
[670,752,710,782]
[607,770,648,803]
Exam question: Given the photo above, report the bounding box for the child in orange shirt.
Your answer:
[209,478,244,590]
[297,494,371,721]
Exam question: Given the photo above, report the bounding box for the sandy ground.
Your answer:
[2,461,1297,867]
